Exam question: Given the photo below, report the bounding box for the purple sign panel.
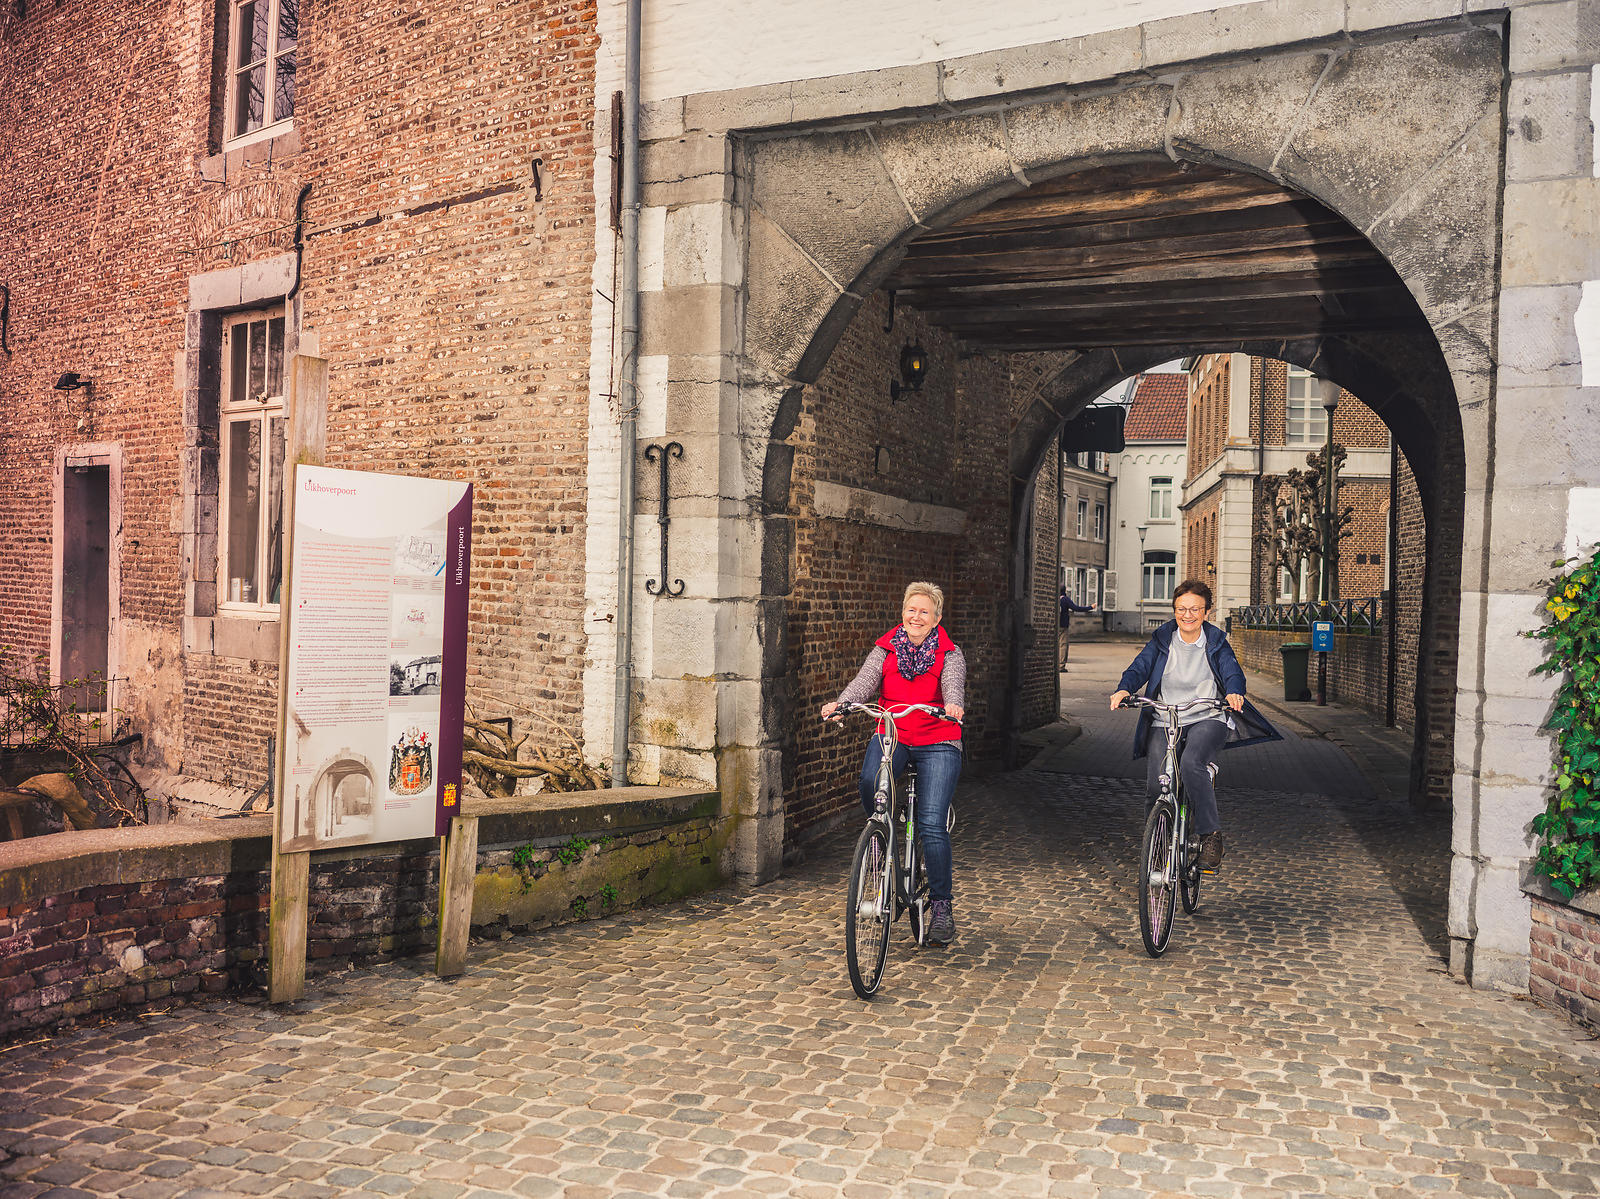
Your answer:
[278,465,471,853]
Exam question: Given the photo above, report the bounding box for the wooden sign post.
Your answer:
[269,354,328,1004]
[267,362,474,1000]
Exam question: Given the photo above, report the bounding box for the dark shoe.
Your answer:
[1197,833,1225,874]
[927,900,955,945]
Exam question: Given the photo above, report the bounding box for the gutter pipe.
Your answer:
[612,0,642,785]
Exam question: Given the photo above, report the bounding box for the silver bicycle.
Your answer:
[830,702,959,998]
[1118,695,1230,957]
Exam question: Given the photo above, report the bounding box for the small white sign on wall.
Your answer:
[1567,487,1600,561]
[1579,282,1600,388]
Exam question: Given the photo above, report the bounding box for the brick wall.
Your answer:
[1529,896,1600,1032]
[1188,355,1230,475]
[0,789,721,1040]
[783,293,1059,846]
[1232,625,1387,710]
[0,0,599,789]
[1186,492,1220,588]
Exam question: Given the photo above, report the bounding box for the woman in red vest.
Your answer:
[822,582,966,946]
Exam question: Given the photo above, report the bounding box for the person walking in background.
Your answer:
[1059,585,1095,669]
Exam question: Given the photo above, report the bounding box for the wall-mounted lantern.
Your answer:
[889,343,927,402]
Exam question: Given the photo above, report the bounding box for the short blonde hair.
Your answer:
[903,581,945,621]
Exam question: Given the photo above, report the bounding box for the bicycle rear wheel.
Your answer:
[845,822,893,997]
[1138,801,1179,957]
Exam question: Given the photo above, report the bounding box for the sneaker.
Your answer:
[1197,833,1225,874]
[927,900,956,945]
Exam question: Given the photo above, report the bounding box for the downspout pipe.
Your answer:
[612,0,643,785]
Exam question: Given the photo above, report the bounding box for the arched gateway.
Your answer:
[607,19,1538,989]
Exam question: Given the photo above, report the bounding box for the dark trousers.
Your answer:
[1144,718,1229,837]
[859,737,963,902]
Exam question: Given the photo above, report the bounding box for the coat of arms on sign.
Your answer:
[389,726,434,796]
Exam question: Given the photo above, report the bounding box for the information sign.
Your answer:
[277,465,472,852]
[1312,620,1334,652]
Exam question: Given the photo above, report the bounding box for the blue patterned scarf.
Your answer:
[892,625,939,680]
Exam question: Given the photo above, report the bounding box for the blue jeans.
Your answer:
[859,737,963,902]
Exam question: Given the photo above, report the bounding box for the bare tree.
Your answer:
[1257,444,1353,604]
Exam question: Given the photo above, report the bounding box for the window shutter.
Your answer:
[1103,570,1118,609]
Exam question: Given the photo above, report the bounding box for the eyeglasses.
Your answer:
[1174,606,1206,616]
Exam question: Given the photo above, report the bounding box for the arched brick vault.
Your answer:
[725,22,1501,883]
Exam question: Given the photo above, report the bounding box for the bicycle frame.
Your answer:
[1120,694,1228,955]
[834,700,960,995]
[847,702,949,910]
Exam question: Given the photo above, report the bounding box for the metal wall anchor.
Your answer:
[644,441,685,597]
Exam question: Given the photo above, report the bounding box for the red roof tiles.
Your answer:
[1123,373,1188,441]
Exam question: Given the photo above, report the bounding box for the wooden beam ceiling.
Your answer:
[885,162,1422,352]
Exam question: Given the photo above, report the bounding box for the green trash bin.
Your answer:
[1279,642,1311,702]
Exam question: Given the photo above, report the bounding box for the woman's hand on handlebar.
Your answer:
[821,700,844,722]
[1109,689,1131,710]
[944,704,964,723]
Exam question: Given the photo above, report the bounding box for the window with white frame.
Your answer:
[1075,567,1088,605]
[1149,476,1173,520]
[1076,499,1087,538]
[1087,568,1100,607]
[1285,367,1330,445]
[225,0,297,144]
[220,310,287,614]
[1093,503,1106,541]
[1143,550,1177,601]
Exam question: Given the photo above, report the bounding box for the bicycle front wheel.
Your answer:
[845,822,893,997]
[1138,801,1179,957]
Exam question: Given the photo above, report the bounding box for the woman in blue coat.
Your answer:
[1108,579,1279,874]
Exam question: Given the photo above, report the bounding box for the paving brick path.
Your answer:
[4,655,1598,1197]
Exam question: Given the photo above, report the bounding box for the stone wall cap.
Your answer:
[461,784,717,819]
[1524,876,1600,919]
[0,788,722,907]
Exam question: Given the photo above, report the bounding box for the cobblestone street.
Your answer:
[4,651,1599,1198]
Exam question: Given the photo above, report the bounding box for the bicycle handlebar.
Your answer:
[1117,695,1230,714]
[825,701,962,727]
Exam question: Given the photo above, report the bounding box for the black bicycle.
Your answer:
[1118,695,1229,957]
[830,701,959,998]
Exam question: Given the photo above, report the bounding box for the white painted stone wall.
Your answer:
[599,0,1257,103]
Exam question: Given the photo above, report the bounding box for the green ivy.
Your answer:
[1526,546,1600,899]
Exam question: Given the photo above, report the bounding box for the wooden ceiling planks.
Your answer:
[885,161,1420,351]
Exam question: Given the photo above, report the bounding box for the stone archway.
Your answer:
[636,19,1512,979]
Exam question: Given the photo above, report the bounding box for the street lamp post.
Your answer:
[1137,524,1148,631]
[1316,378,1341,705]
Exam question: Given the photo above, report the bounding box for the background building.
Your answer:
[1058,445,1112,633]
[1107,372,1188,633]
[1179,354,1424,734]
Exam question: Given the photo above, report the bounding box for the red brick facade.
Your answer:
[0,0,598,786]
[1530,896,1600,1032]
[783,293,1061,846]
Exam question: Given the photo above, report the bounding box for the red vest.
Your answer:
[875,626,961,746]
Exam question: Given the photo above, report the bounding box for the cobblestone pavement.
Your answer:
[4,664,1600,1197]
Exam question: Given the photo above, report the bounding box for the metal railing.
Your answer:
[0,676,129,750]
[1231,595,1385,636]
